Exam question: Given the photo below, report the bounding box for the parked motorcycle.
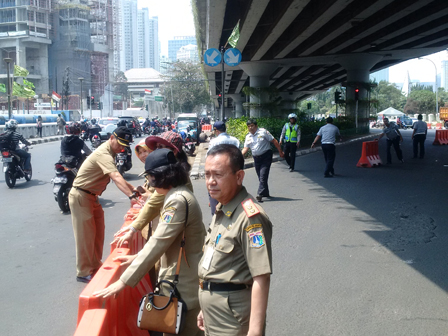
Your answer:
[1,144,32,188]
[116,147,132,176]
[52,155,79,212]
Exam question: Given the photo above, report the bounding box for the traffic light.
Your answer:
[91,96,95,105]
[86,95,90,107]
[218,93,222,105]
[335,91,341,103]
[354,88,359,101]
[145,104,148,111]
[97,102,101,109]
[307,102,312,110]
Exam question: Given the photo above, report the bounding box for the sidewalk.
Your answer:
[190,132,378,179]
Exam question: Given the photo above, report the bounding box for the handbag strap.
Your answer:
[174,193,189,284]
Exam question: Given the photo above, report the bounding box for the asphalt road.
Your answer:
[1,129,448,335]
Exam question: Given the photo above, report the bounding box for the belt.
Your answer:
[74,186,97,196]
[253,150,272,158]
[199,279,249,291]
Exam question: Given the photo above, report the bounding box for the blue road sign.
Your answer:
[204,48,222,67]
[224,48,242,67]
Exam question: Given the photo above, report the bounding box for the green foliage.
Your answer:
[114,71,128,102]
[225,116,357,150]
[371,81,406,112]
[408,90,436,114]
[160,61,210,115]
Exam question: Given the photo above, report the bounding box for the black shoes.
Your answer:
[76,274,93,283]
[256,195,263,202]
[289,168,294,172]
[324,174,333,178]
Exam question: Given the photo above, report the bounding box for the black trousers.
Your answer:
[386,137,403,163]
[36,127,42,137]
[413,134,426,158]
[284,142,297,169]
[321,144,335,176]
[253,150,273,197]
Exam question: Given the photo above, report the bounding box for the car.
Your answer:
[117,116,143,137]
[98,118,119,133]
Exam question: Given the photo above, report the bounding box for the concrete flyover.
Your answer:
[193,0,448,124]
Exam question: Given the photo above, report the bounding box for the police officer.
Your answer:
[242,119,284,202]
[197,144,273,336]
[279,113,301,172]
[69,126,140,283]
[94,149,206,336]
[311,117,342,177]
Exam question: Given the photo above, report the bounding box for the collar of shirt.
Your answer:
[103,141,117,158]
[216,187,249,218]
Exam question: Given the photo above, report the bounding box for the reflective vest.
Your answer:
[284,123,299,142]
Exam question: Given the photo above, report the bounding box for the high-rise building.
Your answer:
[177,44,199,63]
[370,68,389,83]
[168,36,196,62]
[442,60,448,90]
[148,16,159,71]
[119,0,138,71]
[0,0,52,94]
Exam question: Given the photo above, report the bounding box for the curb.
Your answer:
[190,142,207,179]
[29,136,64,145]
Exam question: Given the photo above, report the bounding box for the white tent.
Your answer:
[377,107,405,116]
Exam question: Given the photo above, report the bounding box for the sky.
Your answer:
[138,0,196,56]
[387,50,448,85]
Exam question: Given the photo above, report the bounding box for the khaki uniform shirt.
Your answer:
[131,178,194,231]
[198,187,273,284]
[73,141,118,195]
[121,186,206,310]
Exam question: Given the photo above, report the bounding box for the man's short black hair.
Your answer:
[326,117,333,123]
[418,114,423,120]
[246,119,257,126]
[207,144,244,173]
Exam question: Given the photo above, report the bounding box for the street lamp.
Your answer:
[4,58,12,120]
[78,77,84,118]
[418,57,438,117]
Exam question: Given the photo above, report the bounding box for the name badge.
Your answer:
[201,245,214,270]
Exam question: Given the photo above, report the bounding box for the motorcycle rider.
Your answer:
[142,117,150,130]
[4,119,32,173]
[61,122,92,168]
[88,119,102,141]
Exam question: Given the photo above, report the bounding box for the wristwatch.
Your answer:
[129,191,138,200]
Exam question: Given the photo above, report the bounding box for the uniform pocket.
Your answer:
[210,239,234,271]
[227,288,251,326]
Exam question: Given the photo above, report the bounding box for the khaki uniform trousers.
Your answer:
[69,188,105,277]
[199,287,252,336]
[163,306,203,336]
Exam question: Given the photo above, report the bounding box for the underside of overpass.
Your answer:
[193,0,448,120]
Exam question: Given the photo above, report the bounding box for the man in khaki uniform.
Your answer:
[197,144,273,336]
[69,127,140,283]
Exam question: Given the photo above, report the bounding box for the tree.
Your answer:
[437,87,448,108]
[114,71,128,109]
[371,81,406,113]
[406,89,436,114]
[160,61,210,115]
[62,67,70,110]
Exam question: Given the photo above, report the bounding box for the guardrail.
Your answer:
[433,129,448,145]
[74,205,152,336]
[0,123,60,139]
[356,140,382,168]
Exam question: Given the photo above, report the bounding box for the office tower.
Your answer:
[119,0,138,71]
[442,60,448,90]
[370,68,389,83]
[177,44,199,63]
[168,36,196,62]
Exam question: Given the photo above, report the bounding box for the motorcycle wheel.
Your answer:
[118,165,125,176]
[57,185,70,213]
[24,164,32,181]
[5,170,16,188]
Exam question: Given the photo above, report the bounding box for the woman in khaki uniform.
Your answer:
[95,148,206,336]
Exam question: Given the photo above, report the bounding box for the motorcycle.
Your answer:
[183,133,196,156]
[80,130,89,141]
[52,156,79,212]
[116,147,132,176]
[91,131,110,149]
[1,144,32,188]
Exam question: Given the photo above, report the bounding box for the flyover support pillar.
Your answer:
[228,94,245,118]
[338,54,383,133]
[278,92,301,118]
[239,63,278,118]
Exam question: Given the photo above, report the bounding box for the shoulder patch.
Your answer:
[242,199,260,217]
[245,223,262,232]
[162,211,175,223]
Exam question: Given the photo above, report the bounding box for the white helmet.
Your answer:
[6,119,18,130]
[288,113,297,119]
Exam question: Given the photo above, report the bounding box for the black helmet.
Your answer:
[91,119,96,125]
[66,122,81,135]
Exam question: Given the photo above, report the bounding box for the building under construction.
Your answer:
[49,0,119,108]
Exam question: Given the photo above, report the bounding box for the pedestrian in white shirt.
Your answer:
[412,114,427,159]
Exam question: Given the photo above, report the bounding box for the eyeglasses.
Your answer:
[213,129,217,131]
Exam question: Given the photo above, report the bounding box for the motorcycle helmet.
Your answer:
[91,118,97,125]
[288,113,297,119]
[66,122,81,135]
[6,119,18,130]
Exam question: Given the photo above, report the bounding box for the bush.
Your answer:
[226,116,358,149]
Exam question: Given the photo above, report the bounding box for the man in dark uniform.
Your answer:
[197,144,273,335]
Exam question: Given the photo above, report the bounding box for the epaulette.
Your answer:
[242,198,260,217]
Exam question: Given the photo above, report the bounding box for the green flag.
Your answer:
[14,64,29,77]
[227,21,240,48]
[0,83,5,93]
